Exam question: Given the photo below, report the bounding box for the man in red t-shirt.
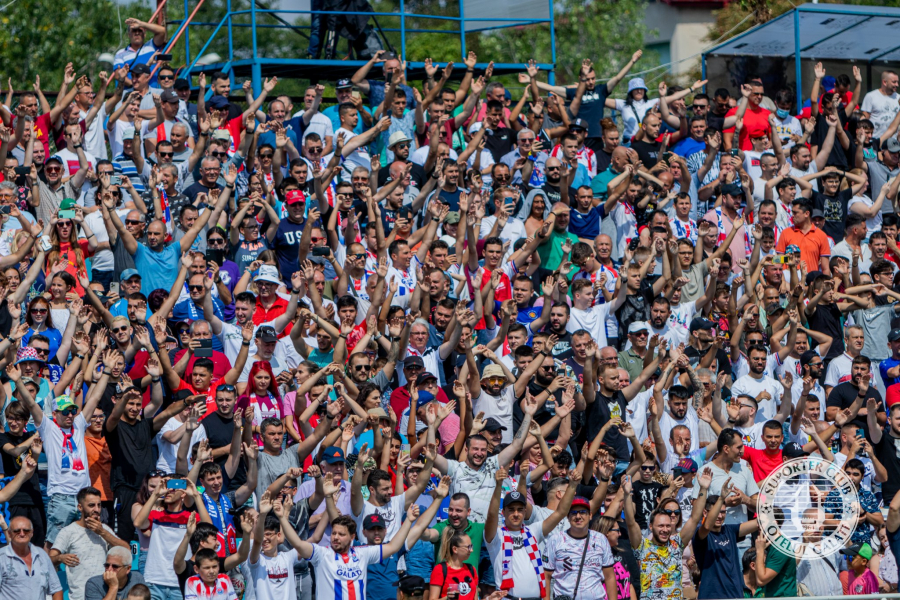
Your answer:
[742,418,833,482]
[724,82,772,151]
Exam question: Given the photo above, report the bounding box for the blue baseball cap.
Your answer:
[120,269,141,282]
[322,446,345,464]
[416,391,436,408]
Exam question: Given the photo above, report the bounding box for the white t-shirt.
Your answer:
[155,416,208,473]
[353,494,405,542]
[298,112,333,143]
[825,352,855,389]
[386,260,420,310]
[249,547,300,600]
[667,302,697,347]
[37,413,91,496]
[473,386,516,445]
[543,530,615,600]
[848,195,883,233]
[79,105,109,161]
[566,304,611,349]
[862,89,900,139]
[326,127,370,181]
[308,544,382,600]
[609,203,637,259]
[447,455,500,523]
[52,521,118,600]
[659,407,700,456]
[772,114,802,149]
[613,98,660,140]
[790,163,818,195]
[53,148,97,199]
[625,389,651,453]
[731,374,784,423]
[736,421,768,450]
[84,208,130,272]
[779,353,826,405]
[486,523,548,600]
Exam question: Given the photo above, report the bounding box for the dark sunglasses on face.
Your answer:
[104,563,126,570]
[158,152,174,158]
[45,166,62,173]
[125,219,143,225]
[159,75,175,81]
[31,308,48,314]
[659,508,681,516]
[640,465,656,471]
[209,238,226,245]
[260,153,274,159]
[212,152,228,159]
[395,142,411,149]
[58,408,78,416]
[189,285,204,291]
[112,326,129,333]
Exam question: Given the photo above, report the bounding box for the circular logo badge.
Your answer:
[756,457,859,560]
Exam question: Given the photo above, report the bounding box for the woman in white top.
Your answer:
[608,78,660,141]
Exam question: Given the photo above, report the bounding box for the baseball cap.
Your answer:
[160,89,179,104]
[285,189,306,205]
[388,131,412,148]
[254,265,282,285]
[403,356,425,369]
[444,211,461,225]
[811,208,826,219]
[367,407,388,420]
[720,182,742,197]
[415,390,436,408]
[207,95,230,110]
[627,321,649,334]
[889,328,900,343]
[503,491,527,508]
[822,75,837,92]
[483,417,508,433]
[255,325,278,343]
[394,576,428,595]
[689,317,716,333]
[481,364,505,381]
[782,442,807,459]
[765,302,784,316]
[131,63,151,76]
[800,349,821,367]
[336,78,353,90]
[60,198,77,211]
[841,543,874,560]
[570,496,591,511]
[322,446,346,464]
[122,126,136,139]
[54,395,77,412]
[417,372,438,385]
[120,268,141,282]
[212,130,231,141]
[174,78,191,91]
[786,244,801,254]
[673,458,699,475]
[363,514,386,530]
[886,138,900,153]
[570,118,587,131]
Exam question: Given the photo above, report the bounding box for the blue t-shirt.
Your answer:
[888,523,900,586]
[22,327,62,360]
[133,242,182,294]
[258,128,298,151]
[364,544,406,600]
[568,205,605,239]
[672,136,706,158]
[365,81,417,111]
[881,357,900,390]
[694,523,743,600]
[110,299,155,321]
[272,218,307,284]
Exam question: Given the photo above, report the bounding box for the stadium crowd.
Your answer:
[6,12,900,600]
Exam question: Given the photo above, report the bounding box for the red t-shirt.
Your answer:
[724,104,771,151]
[742,446,784,482]
[430,563,478,600]
[13,113,53,156]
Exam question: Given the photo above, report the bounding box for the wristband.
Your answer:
[225,183,235,189]
[340,334,348,339]
[599,476,610,482]
[75,354,85,360]
[242,340,251,346]
[292,288,302,295]
[201,131,211,137]
[73,144,83,149]
[432,217,440,223]
[152,377,161,383]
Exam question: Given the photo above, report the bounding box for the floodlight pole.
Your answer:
[794,8,802,114]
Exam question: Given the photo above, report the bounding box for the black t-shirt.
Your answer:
[514,381,565,440]
[484,127,515,162]
[0,302,12,338]
[875,430,900,504]
[0,431,42,507]
[565,84,611,139]
[632,480,665,529]
[826,382,884,441]
[707,112,727,132]
[182,181,224,205]
[586,391,628,459]
[104,417,155,491]
[631,140,662,169]
[807,303,844,360]
[595,148,613,174]
[539,183,563,207]
[202,412,247,491]
[810,110,853,170]
[98,381,121,416]
[812,187,854,243]
[546,330,573,360]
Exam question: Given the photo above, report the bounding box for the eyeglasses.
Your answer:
[90,414,105,421]
[189,285,204,291]
[158,152,174,158]
[103,563,126,570]
[30,308,48,314]
[351,177,368,182]
[125,219,143,225]
[158,75,175,81]
[519,138,535,144]
[691,105,708,110]
[640,465,656,471]
[569,509,589,516]
[112,325,130,333]
[609,527,621,533]
[307,147,322,154]
[395,142,411,149]
[45,166,62,173]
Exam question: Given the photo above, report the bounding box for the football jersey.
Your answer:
[309,544,383,600]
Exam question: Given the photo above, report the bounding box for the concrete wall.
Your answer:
[644,2,717,76]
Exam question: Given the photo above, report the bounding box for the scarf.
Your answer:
[202,491,236,556]
[59,426,85,471]
[500,526,546,598]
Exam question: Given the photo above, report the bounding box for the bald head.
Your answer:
[657,171,674,190]
[611,146,631,171]
[600,346,617,363]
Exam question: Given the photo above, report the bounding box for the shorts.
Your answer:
[45,493,79,545]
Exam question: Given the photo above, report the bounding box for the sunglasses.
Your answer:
[188,285,204,291]
[158,75,175,81]
[31,308,48,314]
[58,408,78,416]
[11,528,31,534]
[112,326,130,333]
[45,166,62,173]
[209,238,226,245]
[311,237,325,243]
[158,152,174,158]
[351,177,368,182]
[212,151,228,159]
[104,563,126,570]
[352,253,366,260]
[640,465,656,471]
[58,221,72,227]
[352,365,370,371]
[125,219,143,225]
[691,105,708,110]
[259,153,274,159]
[659,508,681,516]
[32,348,49,356]
[90,414,105,421]
[395,142,411,149]
[569,509,589,516]
[219,384,236,392]
[545,166,560,172]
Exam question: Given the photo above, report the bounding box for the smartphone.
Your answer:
[773,255,789,264]
[312,246,331,257]
[400,444,410,459]
[504,196,515,208]
[40,236,53,252]
[729,148,740,157]
[400,206,413,219]
[196,338,213,358]
[857,428,865,439]
[662,152,674,162]
[556,367,566,377]
[157,53,173,62]
[109,175,122,186]
[447,584,460,600]
[351,90,361,100]
[13,166,29,176]
[206,248,225,266]
[166,479,187,490]
[628,238,640,252]
[0,206,10,216]
[109,281,120,296]
[58,209,76,220]
[307,197,320,212]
